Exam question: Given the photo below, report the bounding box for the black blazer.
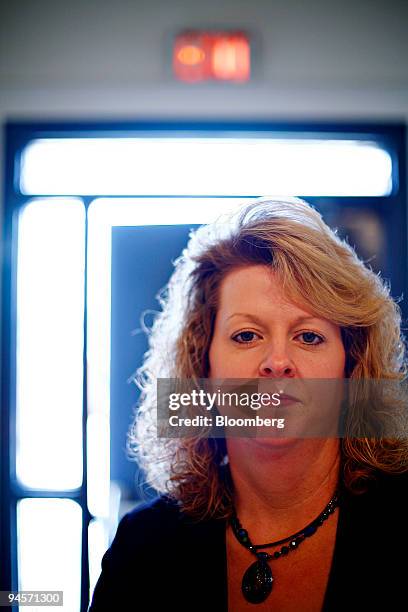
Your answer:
[89,471,408,611]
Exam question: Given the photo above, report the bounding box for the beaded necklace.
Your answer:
[230,491,340,604]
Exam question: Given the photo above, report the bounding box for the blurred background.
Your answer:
[1,0,407,610]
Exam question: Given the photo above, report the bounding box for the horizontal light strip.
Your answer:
[20,137,393,196]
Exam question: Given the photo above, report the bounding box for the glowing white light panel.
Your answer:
[16,199,85,490]
[88,518,110,601]
[20,137,393,197]
[86,197,246,521]
[18,498,82,612]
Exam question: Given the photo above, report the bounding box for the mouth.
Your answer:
[277,393,301,407]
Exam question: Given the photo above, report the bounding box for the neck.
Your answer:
[226,437,341,540]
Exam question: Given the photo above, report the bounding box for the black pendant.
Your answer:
[242,553,273,604]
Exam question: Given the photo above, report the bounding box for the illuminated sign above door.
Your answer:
[173,30,250,82]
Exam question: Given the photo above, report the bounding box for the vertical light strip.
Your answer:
[86,197,252,598]
[16,198,85,490]
[87,203,112,519]
[88,518,110,599]
[86,197,246,520]
[18,498,82,611]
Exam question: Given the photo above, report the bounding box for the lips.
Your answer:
[276,393,301,406]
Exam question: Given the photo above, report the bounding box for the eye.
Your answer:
[297,331,324,345]
[232,330,261,344]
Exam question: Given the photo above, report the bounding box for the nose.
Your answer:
[259,344,296,378]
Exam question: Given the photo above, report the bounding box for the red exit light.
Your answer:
[173,31,250,83]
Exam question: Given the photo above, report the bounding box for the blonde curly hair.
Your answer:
[128,197,408,519]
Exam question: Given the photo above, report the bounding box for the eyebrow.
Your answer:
[226,313,323,326]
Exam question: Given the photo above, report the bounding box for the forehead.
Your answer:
[217,265,314,318]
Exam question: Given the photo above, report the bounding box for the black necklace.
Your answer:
[230,491,340,604]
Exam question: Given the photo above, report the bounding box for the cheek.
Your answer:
[300,334,345,378]
[209,336,240,378]
[336,339,346,375]
[208,335,218,377]
[208,337,226,378]
[208,316,233,377]
[320,342,346,378]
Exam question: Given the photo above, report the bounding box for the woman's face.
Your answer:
[209,265,345,380]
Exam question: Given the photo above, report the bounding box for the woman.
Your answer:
[90,198,408,611]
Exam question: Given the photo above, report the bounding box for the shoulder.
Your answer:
[107,495,192,557]
[342,468,408,500]
[363,469,408,502]
[116,493,220,535]
[89,496,226,610]
[369,469,408,515]
[89,497,184,609]
[339,469,408,535]
[375,468,408,490]
[120,495,184,533]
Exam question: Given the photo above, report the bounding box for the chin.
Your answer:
[237,436,303,456]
